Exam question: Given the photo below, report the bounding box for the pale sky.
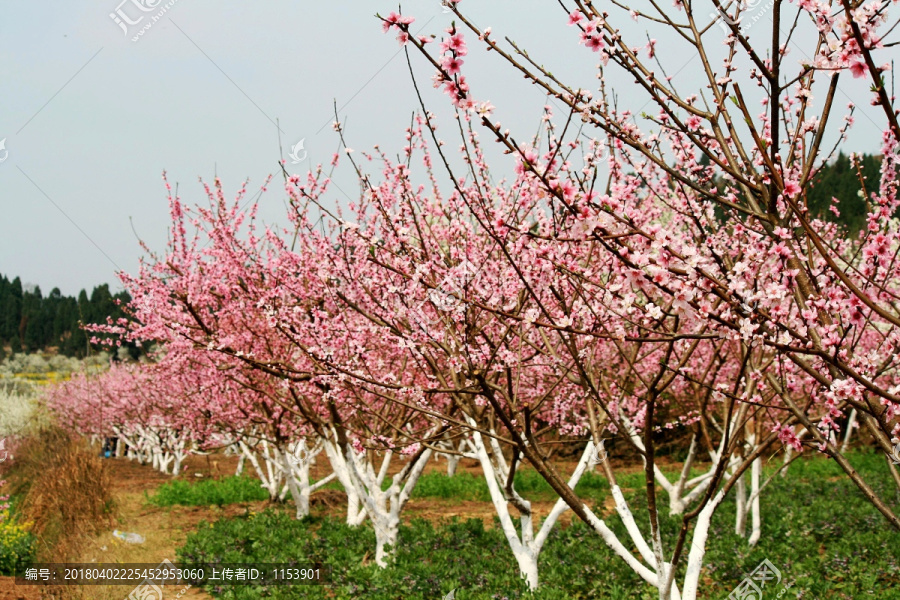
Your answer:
[0,1,887,296]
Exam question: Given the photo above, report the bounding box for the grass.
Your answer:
[407,468,609,502]
[145,468,608,509]
[147,475,272,507]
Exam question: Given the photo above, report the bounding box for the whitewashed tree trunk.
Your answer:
[734,473,747,536]
[748,455,762,546]
[323,427,434,567]
[438,437,471,476]
[621,417,724,516]
[445,450,460,477]
[679,488,727,600]
[276,438,336,519]
[322,438,368,526]
[239,439,282,500]
[112,427,139,463]
[261,440,283,496]
[171,443,187,476]
[546,436,750,599]
[465,422,595,590]
[840,408,857,453]
[158,451,174,475]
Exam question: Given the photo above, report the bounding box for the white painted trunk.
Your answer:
[840,408,857,454]
[323,428,433,567]
[276,439,336,519]
[734,473,747,536]
[620,417,716,518]
[322,438,367,526]
[463,422,595,590]
[678,489,726,600]
[240,440,281,500]
[278,445,308,518]
[748,456,761,546]
[446,453,460,477]
[513,548,539,590]
[371,512,400,567]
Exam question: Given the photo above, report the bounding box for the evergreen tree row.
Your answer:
[0,274,138,359]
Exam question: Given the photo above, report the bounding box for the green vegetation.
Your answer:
[148,476,272,507]
[0,513,34,575]
[806,152,885,234]
[176,450,900,599]
[0,485,35,576]
[408,469,609,502]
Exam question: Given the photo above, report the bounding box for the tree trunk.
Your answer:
[734,472,747,536]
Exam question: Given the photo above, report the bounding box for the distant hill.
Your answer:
[0,275,138,359]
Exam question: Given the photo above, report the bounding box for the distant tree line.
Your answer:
[806,152,883,233]
[704,152,885,233]
[0,274,140,359]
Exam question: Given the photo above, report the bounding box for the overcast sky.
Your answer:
[0,1,887,296]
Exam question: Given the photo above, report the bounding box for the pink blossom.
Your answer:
[783,180,801,197]
[849,60,867,78]
[582,33,604,52]
[441,56,464,75]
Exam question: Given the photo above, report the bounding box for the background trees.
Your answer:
[0,274,138,358]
